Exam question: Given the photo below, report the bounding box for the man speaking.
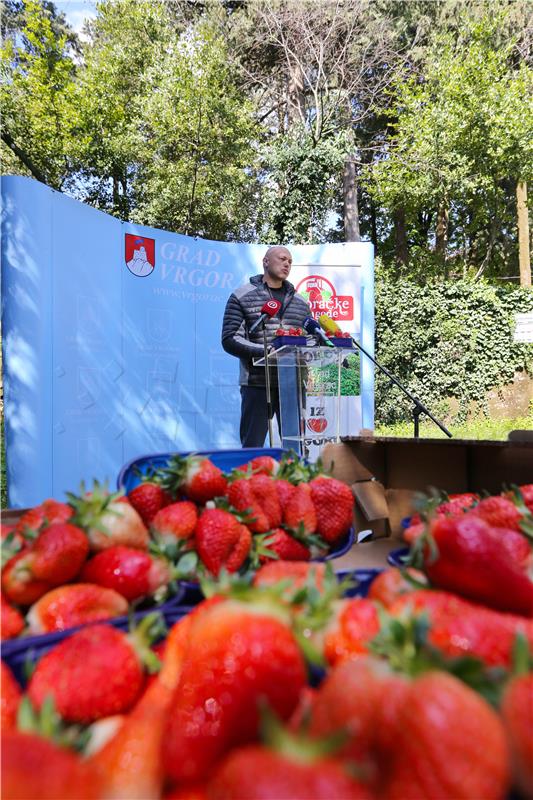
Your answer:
[221,246,311,448]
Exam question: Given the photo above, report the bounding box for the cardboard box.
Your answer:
[322,436,533,542]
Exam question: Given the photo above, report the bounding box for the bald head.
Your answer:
[263,246,292,288]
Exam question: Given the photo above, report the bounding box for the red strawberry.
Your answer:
[195,508,251,576]
[275,478,296,511]
[1,593,25,639]
[2,730,100,800]
[309,475,353,543]
[67,480,149,552]
[127,482,171,525]
[2,551,52,606]
[309,657,407,767]
[227,477,270,533]
[162,596,307,782]
[283,483,317,535]
[15,499,73,538]
[501,673,533,799]
[28,617,162,723]
[31,522,89,583]
[237,456,279,476]
[380,671,509,800]
[423,514,533,615]
[496,526,532,567]
[472,495,526,531]
[249,473,282,528]
[81,546,171,601]
[159,455,228,505]
[253,561,326,592]
[260,529,311,562]
[367,566,428,608]
[1,661,22,730]
[26,583,129,634]
[322,597,381,666]
[150,501,197,544]
[517,484,533,513]
[389,589,533,668]
[208,740,372,800]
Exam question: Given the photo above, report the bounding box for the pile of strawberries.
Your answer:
[325,330,351,338]
[2,540,532,800]
[273,327,304,336]
[1,453,354,639]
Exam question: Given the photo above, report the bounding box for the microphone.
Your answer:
[318,314,343,337]
[249,299,282,334]
[302,317,334,347]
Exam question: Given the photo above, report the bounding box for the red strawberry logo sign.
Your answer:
[307,417,328,434]
[296,275,353,321]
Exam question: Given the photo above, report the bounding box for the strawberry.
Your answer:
[517,483,533,513]
[208,736,372,800]
[1,661,22,730]
[162,595,307,783]
[80,546,171,601]
[67,480,149,551]
[309,657,407,768]
[15,498,73,538]
[389,589,533,668]
[237,455,279,476]
[501,672,533,799]
[1,730,100,800]
[275,477,297,510]
[1,592,25,639]
[253,560,326,592]
[496,526,532,567]
[26,583,129,634]
[283,483,317,535]
[2,551,53,606]
[28,616,163,723]
[127,482,171,525]
[227,477,270,533]
[195,508,252,576]
[31,522,89,583]
[260,529,311,562]
[150,501,197,545]
[322,597,381,666]
[472,495,527,532]
[380,671,509,800]
[421,513,533,615]
[159,455,228,505]
[367,566,428,608]
[309,475,353,543]
[249,473,282,528]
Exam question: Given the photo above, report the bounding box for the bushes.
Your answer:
[374,277,533,425]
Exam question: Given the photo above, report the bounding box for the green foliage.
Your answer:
[1,0,78,188]
[374,272,533,425]
[375,416,533,441]
[257,126,348,244]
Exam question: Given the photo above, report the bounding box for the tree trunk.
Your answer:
[516,180,531,287]
[369,195,378,252]
[1,130,47,185]
[343,156,360,242]
[393,207,408,268]
[435,199,449,258]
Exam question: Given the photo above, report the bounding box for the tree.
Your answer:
[1,0,78,188]
[368,11,533,281]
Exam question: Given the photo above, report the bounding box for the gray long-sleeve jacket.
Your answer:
[221,274,311,387]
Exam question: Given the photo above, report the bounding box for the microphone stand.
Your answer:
[261,322,275,447]
[347,336,452,439]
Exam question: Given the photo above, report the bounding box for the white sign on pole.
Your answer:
[514,312,533,344]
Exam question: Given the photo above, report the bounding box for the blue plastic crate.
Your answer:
[118,448,288,493]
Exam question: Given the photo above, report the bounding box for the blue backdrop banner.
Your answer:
[1,177,374,507]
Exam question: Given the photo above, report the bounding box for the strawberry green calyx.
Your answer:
[369,608,508,707]
[276,451,321,485]
[127,611,167,674]
[67,479,125,536]
[17,695,90,753]
[259,703,347,764]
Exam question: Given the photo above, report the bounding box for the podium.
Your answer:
[254,344,359,458]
